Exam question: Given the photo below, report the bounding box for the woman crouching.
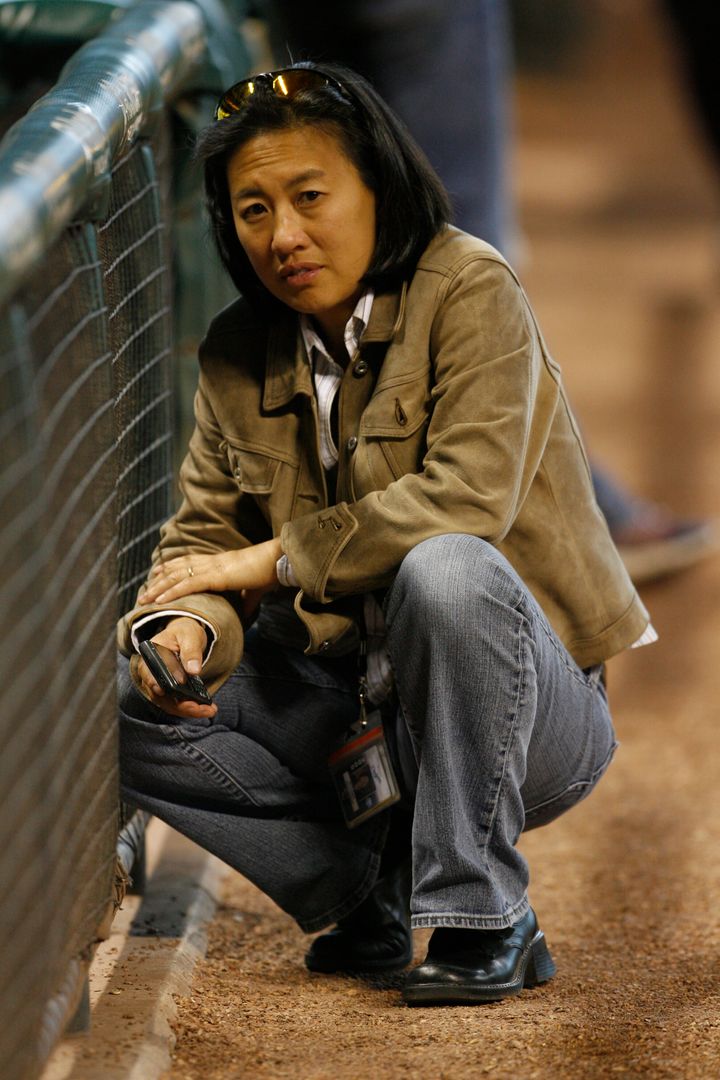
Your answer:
[118,62,652,1005]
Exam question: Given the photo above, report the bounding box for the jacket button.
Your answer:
[347,435,358,452]
[353,360,369,378]
[319,640,330,651]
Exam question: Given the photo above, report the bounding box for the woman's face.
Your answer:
[227,126,377,343]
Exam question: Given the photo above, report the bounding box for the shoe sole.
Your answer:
[402,931,557,1006]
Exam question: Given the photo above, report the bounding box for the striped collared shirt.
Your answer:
[278,290,395,703]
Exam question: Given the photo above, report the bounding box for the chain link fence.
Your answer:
[0,3,249,1077]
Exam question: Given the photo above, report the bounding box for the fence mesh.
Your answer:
[99,137,173,619]
[0,133,173,1079]
[0,0,252,1067]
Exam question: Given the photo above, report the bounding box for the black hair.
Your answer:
[194,61,451,306]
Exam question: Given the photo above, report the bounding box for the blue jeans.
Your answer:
[119,535,616,932]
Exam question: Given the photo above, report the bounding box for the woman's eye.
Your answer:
[240,202,266,221]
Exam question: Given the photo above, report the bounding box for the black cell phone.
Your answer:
[138,640,213,705]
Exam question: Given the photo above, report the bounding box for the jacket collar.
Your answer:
[262,283,407,410]
[360,283,407,343]
[263,308,313,410]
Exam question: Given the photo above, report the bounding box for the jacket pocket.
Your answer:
[226,445,280,493]
[359,376,430,440]
[355,383,430,488]
[223,440,299,528]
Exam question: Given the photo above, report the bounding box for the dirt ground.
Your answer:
[167,4,720,1077]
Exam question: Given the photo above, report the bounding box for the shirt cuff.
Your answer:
[630,622,659,648]
[276,554,299,588]
[130,610,217,666]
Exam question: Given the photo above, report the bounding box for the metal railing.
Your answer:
[0,4,248,1077]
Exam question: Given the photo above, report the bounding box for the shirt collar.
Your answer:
[299,289,375,365]
[263,284,406,411]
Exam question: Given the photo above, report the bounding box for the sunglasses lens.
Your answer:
[215,69,338,120]
[271,70,329,97]
[215,80,256,120]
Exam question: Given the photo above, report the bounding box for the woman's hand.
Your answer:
[137,616,217,720]
[138,538,283,612]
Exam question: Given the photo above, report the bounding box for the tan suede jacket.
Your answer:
[119,227,650,691]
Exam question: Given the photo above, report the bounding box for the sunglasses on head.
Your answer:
[214,68,348,121]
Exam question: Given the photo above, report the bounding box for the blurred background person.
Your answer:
[662,2,720,171]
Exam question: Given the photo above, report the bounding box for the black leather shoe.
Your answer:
[402,908,556,1005]
[305,857,412,974]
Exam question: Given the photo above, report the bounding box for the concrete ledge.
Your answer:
[41,820,226,1080]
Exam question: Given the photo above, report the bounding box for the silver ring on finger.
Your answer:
[187,565,194,578]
